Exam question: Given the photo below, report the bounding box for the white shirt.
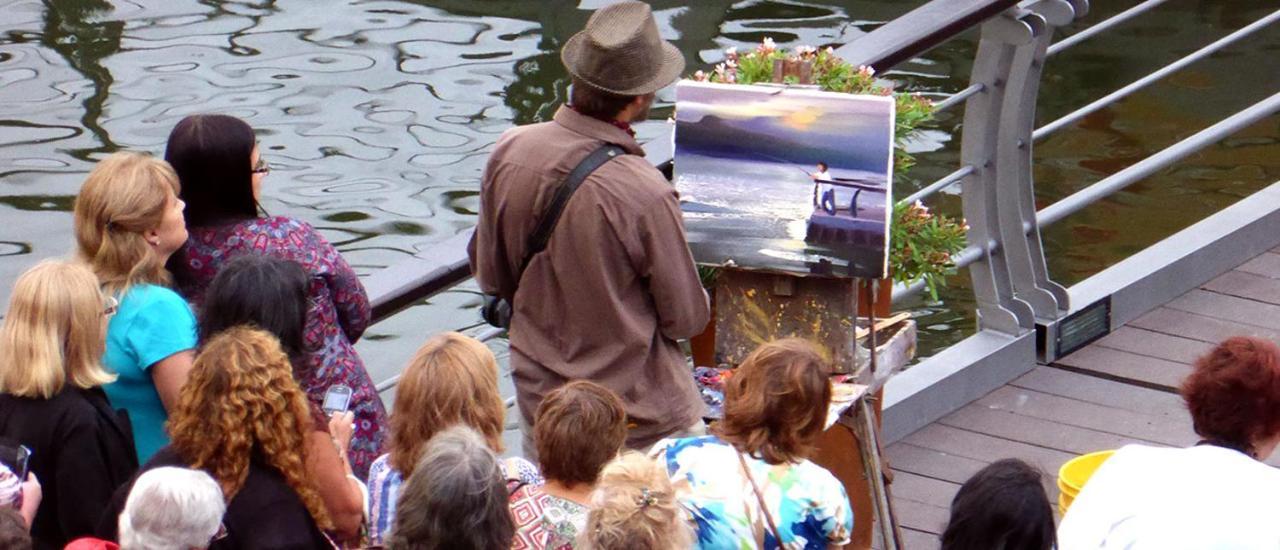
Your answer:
[814,170,833,205]
[1058,444,1280,550]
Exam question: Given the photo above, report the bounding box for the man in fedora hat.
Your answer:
[469,1,709,458]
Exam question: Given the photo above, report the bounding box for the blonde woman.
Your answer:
[73,151,196,464]
[579,452,692,550]
[0,260,137,548]
[100,326,333,547]
[367,332,542,545]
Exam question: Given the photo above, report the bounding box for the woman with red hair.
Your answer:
[1059,336,1280,548]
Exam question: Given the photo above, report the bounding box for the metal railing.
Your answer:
[363,0,1280,389]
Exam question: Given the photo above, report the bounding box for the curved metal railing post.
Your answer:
[957,11,1040,334]
[994,0,1080,321]
[956,0,1085,333]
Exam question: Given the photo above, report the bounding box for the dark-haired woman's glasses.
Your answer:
[252,159,271,174]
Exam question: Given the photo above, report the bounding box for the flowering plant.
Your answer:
[690,39,935,175]
[691,39,965,297]
[890,201,967,301]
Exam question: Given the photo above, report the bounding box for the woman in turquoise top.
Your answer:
[73,152,196,464]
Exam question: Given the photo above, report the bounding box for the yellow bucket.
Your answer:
[1057,450,1115,516]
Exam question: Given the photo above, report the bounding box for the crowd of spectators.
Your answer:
[2,1,1278,550]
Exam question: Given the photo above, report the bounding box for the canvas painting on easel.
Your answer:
[674,80,895,279]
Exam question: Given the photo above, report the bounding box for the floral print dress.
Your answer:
[176,216,387,479]
[652,435,854,550]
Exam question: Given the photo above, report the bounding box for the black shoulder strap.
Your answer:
[518,143,626,276]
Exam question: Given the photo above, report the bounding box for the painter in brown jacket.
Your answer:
[467,1,710,456]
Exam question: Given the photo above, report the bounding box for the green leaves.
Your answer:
[890,202,967,301]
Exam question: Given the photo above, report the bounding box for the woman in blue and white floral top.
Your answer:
[652,338,853,550]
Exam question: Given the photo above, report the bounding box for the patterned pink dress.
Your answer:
[176,216,387,479]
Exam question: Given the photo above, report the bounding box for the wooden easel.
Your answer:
[714,269,913,550]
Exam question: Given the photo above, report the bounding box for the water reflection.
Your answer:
[1,0,1278,383]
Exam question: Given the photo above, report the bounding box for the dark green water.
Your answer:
[1,0,1278,392]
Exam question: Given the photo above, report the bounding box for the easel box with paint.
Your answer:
[673,80,895,279]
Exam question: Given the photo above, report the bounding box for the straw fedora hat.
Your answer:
[561,1,685,96]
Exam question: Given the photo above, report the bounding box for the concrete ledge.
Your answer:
[1070,179,1280,327]
[881,329,1035,443]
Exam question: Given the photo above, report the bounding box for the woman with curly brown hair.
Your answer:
[651,338,853,549]
[1058,336,1280,549]
[98,326,333,548]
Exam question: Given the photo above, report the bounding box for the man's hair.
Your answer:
[570,78,638,121]
[535,380,627,487]
[119,467,226,550]
[579,452,691,550]
[940,459,1055,550]
[389,332,506,476]
[1181,336,1280,456]
[713,338,832,464]
[0,508,30,550]
[817,161,829,171]
[388,426,514,550]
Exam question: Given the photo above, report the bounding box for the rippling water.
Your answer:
[2,0,1279,394]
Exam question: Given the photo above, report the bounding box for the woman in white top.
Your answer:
[1058,336,1280,549]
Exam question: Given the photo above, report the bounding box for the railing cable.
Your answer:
[900,165,975,205]
[1037,90,1280,228]
[1033,8,1280,142]
[934,84,985,112]
[1046,0,1172,57]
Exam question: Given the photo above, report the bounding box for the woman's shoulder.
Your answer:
[501,456,545,486]
[195,216,315,243]
[369,453,397,479]
[114,284,195,327]
[654,435,730,460]
[119,283,186,305]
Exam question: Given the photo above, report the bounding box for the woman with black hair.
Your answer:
[164,114,387,480]
[940,458,1055,550]
[196,254,368,541]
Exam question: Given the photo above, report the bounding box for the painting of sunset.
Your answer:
[674,80,895,278]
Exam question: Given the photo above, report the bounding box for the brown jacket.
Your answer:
[468,106,709,448]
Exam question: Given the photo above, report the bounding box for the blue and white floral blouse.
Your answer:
[652,435,853,550]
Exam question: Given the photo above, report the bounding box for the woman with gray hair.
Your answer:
[119,467,225,550]
[388,426,514,550]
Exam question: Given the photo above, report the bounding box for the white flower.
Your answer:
[725,46,738,58]
[858,65,875,77]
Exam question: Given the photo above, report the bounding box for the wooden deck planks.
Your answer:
[1129,306,1280,344]
[1235,251,1280,279]
[1054,345,1190,390]
[1166,288,1280,330]
[1203,270,1280,305]
[1090,326,1210,364]
[887,256,1280,543]
[1009,367,1186,419]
